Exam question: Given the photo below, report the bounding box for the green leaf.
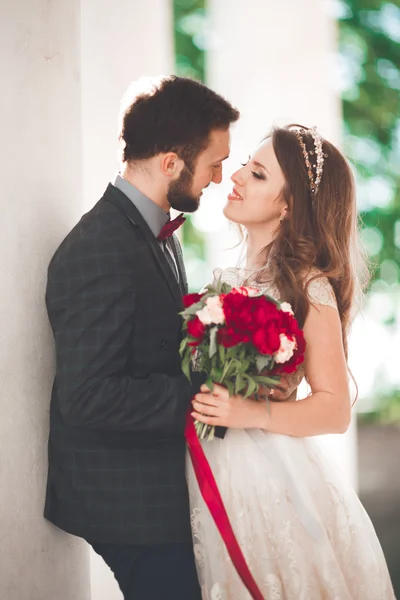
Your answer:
[209,327,217,358]
[218,344,226,365]
[256,354,271,373]
[206,376,214,391]
[255,375,281,387]
[221,282,232,294]
[226,380,234,397]
[181,300,205,317]
[181,358,191,382]
[212,366,223,382]
[235,372,244,394]
[221,358,233,383]
[243,377,257,399]
[179,337,188,356]
[240,359,250,373]
[204,283,219,295]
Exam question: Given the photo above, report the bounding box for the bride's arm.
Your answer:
[192,302,351,437]
[260,302,351,436]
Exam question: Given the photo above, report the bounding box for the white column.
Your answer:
[0,2,90,600]
[198,0,357,487]
[80,2,175,598]
[81,0,174,209]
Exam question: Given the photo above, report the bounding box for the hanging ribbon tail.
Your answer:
[185,409,264,600]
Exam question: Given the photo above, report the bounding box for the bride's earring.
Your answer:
[280,214,285,223]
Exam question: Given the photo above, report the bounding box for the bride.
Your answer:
[186,125,395,599]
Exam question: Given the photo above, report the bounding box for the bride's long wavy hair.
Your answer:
[244,125,369,360]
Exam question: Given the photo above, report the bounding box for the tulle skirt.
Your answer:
[186,428,395,600]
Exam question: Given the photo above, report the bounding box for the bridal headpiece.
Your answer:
[293,126,327,196]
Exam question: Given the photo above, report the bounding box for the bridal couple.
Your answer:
[44,76,395,599]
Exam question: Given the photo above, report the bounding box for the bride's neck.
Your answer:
[245,226,275,270]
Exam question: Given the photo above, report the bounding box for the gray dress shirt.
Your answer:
[113,174,179,281]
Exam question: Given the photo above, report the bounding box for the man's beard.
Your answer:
[167,165,200,213]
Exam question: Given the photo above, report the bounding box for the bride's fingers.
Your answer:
[211,383,227,395]
[200,384,211,393]
[191,410,219,425]
[200,383,225,396]
[194,392,218,406]
[192,400,219,417]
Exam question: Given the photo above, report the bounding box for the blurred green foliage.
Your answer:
[339,2,400,419]
[358,391,400,423]
[173,0,207,81]
[339,1,400,288]
[173,0,207,267]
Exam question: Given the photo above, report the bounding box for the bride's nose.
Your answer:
[231,168,244,185]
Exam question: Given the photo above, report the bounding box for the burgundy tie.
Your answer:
[157,213,186,241]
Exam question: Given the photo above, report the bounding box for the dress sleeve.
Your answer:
[306,275,338,310]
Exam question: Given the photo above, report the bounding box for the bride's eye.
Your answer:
[251,171,265,180]
[240,162,248,167]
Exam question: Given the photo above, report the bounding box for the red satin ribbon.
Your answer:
[185,411,264,600]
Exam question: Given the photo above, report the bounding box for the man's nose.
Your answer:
[212,170,223,184]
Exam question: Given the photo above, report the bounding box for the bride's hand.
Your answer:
[192,383,268,430]
[258,375,294,401]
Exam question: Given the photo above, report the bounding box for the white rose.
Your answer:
[280,302,294,315]
[196,296,225,325]
[275,334,296,364]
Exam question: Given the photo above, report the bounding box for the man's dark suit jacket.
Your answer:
[44,183,200,545]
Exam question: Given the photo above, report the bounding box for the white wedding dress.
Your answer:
[186,267,395,600]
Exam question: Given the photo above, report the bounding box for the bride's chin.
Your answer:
[223,204,242,224]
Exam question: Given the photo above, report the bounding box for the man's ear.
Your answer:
[160,153,184,178]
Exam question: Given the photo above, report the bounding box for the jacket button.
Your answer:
[160,339,168,348]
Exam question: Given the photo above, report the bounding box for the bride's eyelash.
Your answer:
[241,158,265,180]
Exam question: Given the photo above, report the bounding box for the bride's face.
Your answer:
[224,139,287,228]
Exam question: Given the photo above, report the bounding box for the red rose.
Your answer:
[187,316,205,343]
[217,326,248,348]
[222,291,255,331]
[252,297,280,328]
[183,293,204,308]
[252,323,281,355]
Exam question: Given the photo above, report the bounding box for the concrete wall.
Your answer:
[0,1,90,598]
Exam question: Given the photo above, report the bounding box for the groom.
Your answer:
[44,76,239,599]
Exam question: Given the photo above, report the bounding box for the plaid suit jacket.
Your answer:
[44,184,201,544]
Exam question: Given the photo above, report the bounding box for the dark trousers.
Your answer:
[91,541,202,600]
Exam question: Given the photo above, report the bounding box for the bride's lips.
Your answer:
[228,187,243,201]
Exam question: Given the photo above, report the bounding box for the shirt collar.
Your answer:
[113,174,169,238]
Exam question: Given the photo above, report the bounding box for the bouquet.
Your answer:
[180,280,306,440]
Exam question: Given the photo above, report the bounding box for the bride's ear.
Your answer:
[280,207,289,222]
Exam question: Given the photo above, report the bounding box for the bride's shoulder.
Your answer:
[305,269,337,310]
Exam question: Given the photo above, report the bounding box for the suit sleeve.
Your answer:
[48,234,197,433]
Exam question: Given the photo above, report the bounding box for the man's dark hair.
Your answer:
[119,76,239,167]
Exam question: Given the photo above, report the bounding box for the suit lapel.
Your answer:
[168,235,188,295]
[104,184,183,309]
